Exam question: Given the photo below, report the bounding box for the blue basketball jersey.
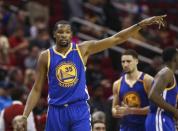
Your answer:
[47,43,89,106]
[149,76,178,118]
[145,75,178,131]
[118,72,149,125]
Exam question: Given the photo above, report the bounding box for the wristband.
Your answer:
[136,23,142,28]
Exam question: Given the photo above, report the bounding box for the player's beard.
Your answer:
[125,70,131,74]
[124,68,134,74]
[59,40,70,47]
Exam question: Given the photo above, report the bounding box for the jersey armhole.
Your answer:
[47,49,50,74]
[76,44,86,70]
[165,79,176,91]
[117,77,122,99]
[143,74,149,94]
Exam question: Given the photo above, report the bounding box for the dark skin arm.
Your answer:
[78,15,166,65]
[14,50,48,131]
[148,67,178,120]
[23,51,48,117]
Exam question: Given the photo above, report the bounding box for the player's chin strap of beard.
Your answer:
[60,41,70,47]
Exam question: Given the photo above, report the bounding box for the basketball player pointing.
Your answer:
[14,15,166,131]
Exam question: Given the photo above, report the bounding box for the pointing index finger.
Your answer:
[161,14,167,18]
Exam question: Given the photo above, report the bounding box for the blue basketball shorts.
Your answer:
[145,113,175,131]
[45,101,91,131]
[120,123,145,131]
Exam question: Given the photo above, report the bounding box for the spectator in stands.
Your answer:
[86,57,104,88]
[143,56,162,76]
[66,0,84,19]
[100,79,113,100]
[90,83,107,113]
[0,67,8,81]
[92,111,106,131]
[0,87,36,131]
[102,0,122,31]
[0,36,9,79]
[35,113,47,131]
[24,69,36,91]
[158,29,174,48]
[7,7,30,37]
[92,111,106,123]
[0,36,9,65]
[0,1,14,35]
[30,17,47,38]
[8,67,25,89]
[24,45,41,69]
[8,26,29,68]
[0,81,13,111]
[30,28,52,50]
[92,120,106,131]
[80,0,108,38]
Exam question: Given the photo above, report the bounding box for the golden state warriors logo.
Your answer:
[123,92,141,107]
[56,62,78,87]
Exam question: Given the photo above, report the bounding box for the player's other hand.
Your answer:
[139,15,167,29]
[173,110,178,120]
[12,115,27,131]
[112,105,130,118]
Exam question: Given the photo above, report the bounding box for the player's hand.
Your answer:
[112,105,130,118]
[139,15,167,29]
[173,110,178,120]
[12,115,27,131]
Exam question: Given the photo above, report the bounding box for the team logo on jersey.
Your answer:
[56,62,78,87]
[123,92,141,107]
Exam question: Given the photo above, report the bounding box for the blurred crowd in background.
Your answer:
[0,0,178,131]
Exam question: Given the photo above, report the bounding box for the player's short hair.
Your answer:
[122,49,138,59]
[53,20,71,34]
[162,47,178,63]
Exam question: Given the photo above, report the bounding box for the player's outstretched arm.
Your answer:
[78,15,166,61]
[13,50,48,130]
[148,67,178,119]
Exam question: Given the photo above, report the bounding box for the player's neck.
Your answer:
[126,69,140,80]
[55,43,71,55]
